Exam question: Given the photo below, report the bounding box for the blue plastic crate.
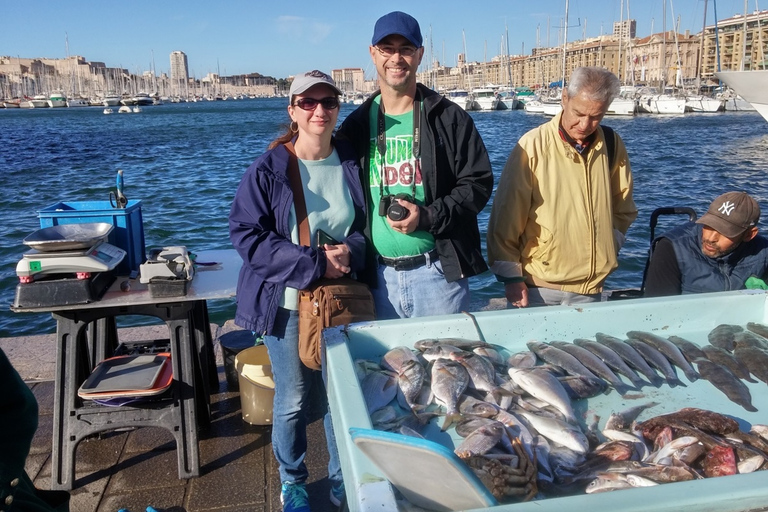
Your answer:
[38,200,146,276]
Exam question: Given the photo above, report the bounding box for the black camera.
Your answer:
[378,193,414,221]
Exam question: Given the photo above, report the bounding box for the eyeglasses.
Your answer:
[375,45,419,58]
[294,97,340,111]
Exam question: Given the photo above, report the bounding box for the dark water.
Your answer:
[2,100,768,338]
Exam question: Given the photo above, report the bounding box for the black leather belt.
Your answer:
[379,249,438,271]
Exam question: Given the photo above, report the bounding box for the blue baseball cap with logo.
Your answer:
[371,11,423,48]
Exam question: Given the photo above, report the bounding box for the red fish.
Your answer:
[701,445,737,477]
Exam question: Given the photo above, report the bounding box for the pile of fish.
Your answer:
[355,323,768,503]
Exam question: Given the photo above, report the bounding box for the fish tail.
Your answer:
[683,369,700,382]
[668,377,687,388]
[441,412,462,431]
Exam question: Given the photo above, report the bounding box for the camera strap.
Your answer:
[376,92,421,201]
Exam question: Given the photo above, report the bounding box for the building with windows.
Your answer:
[170,51,189,95]
[700,9,768,78]
[331,68,365,93]
[614,19,637,39]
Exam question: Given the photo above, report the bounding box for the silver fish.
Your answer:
[517,410,590,455]
[507,350,538,369]
[454,421,506,457]
[380,346,419,373]
[457,395,500,419]
[527,341,600,381]
[701,344,756,383]
[627,330,700,382]
[558,374,609,399]
[396,359,428,413]
[361,370,398,414]
[648,436,700,464]
[586,473,632,493]
[430,358,469,430]
[508,367,577,424]
[625,474,659,487]
[601,428,650,461]
[550,340,633,395]
[737,455,765,474]
[750,424,768,442]
[605,402,659,431]
[472,345,505,368]
[708,324,743,352]
[595,332,665,387]
[667,335,707,365]
[695,358,757,412]
[573,338,649,389]
[421,344,466,362]
[625,338,686,387]
[455,416,501,438]
[449,351,504,397]
[414,337,488,352]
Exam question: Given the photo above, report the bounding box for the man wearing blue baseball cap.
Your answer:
[338,11,493,320]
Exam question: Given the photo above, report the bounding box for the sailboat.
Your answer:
[714,1,768,121]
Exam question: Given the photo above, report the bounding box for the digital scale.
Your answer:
[12,223,127,309]
[16,242,126,282]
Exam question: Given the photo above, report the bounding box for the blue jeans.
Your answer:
[372,258,470,319]
[262,308,342,486]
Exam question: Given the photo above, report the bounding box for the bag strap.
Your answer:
[285,142,311,248]
[602,125,616,171]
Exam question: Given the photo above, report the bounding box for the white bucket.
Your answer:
[235,345,275,425]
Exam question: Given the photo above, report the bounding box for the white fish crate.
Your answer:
[324,289,768,512]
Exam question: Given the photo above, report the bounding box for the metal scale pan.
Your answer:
[23,223,114,252]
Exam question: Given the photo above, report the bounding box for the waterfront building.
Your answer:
[331,68,365,93]
[700,9,768,77]
[170,51,189,97]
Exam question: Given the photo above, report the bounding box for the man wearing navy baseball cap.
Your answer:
[338,11,493,320]
[645,191,768,296]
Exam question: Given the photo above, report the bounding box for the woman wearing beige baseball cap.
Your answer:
[229,70,365,511]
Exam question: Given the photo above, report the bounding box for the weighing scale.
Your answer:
[12,223,127,308]
[16,242,127,282]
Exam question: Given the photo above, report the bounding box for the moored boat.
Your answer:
[715,70,768,122]
[685,95,726,113]
[445,89,472,110]
[470,87,499,111]
[29,95,49,108]
[48,91,67,108]
[67,97,89,108]
[606,97,636,116]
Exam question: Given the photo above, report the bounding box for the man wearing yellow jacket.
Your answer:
[487,66,637,307]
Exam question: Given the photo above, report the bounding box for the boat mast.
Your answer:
[697,0,708,89]
[561,0,569,89]
[741,0,748,70]
[505,21,513,87]
[662,0,667,89]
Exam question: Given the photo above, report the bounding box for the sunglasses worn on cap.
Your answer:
[294,97,340,111]
[375,45,418,57]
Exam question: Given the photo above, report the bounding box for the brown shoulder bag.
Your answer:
[285,143,376,370]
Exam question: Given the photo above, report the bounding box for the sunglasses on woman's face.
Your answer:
[294,97,340,111]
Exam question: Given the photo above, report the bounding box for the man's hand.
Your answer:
[505,281,529,308]
[388,198,420,234]
[323,243,351,278]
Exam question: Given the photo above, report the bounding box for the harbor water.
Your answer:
[1,99,767,338]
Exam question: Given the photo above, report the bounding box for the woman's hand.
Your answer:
[323,243,351,278]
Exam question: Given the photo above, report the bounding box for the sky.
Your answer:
[1,0,759,79]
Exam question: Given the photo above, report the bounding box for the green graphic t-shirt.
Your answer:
[368,96,435,258]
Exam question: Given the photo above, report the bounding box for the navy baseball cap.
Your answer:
[372,11,423,48]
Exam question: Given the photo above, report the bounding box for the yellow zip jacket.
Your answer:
[487,112,637,295]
